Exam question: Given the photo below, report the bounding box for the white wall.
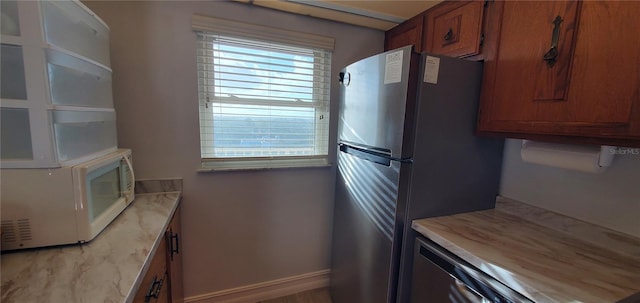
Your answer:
[500,139,640,237]
[83,1,384,298]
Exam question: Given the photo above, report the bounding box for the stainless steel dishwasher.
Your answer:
[410,237,534,303]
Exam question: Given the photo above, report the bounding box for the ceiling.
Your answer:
[232,0,443,30]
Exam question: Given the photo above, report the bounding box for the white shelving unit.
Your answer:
[1,0,117,168]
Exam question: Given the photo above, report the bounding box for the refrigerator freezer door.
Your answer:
[338,46,415,159]
[330,149,402,303]
[395,55,504,303]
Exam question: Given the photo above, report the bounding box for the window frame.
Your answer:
[192,15,335,171]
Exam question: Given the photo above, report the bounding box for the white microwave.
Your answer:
[1,149,135,251]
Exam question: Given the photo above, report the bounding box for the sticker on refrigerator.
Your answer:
[424,56,440,84]
[384,51,403,84]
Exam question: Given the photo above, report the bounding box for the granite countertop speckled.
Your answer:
[412,197,640,303]
[1,191,181,303]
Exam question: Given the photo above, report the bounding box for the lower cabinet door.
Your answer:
[155,273,170,303]
[167,206,184,303]
[133,239,168,303]
[133,203,183,303]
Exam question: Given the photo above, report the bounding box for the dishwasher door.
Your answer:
[410,237,533,303]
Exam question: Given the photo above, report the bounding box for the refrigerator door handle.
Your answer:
[339,144,391,166]
[339,143,412,165]
[339,141,391,156]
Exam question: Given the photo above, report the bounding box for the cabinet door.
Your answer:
[155,274,170,303]
[166,206,184,303]
[385,14,424,52]
[133,239,168,303]
[424,0,485,58]
[478,1,640,145]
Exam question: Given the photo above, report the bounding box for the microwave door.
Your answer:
[86,161,122,222]
[121,153,135,204]
[75,158,129,242]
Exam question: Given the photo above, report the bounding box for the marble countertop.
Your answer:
[412,197,640,303]
[1,192,182,303]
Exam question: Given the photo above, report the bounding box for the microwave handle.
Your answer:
[123,154,135,201]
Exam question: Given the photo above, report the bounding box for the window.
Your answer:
[193,16,334,170]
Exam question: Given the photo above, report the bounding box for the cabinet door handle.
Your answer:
[543,16,563,67]
[144,275,165,302]
[444,28,453,41]
[169,231,180,261]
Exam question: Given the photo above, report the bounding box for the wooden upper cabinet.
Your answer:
[424,0,485,58]
[385,0,489,59]
[385,13,424,52]
[478,1,640,146]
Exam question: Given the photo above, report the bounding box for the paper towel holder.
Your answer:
[521,140,616,173]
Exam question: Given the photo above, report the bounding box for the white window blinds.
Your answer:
[194,16,333,170]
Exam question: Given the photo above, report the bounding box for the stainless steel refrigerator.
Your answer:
[330,46,504,303]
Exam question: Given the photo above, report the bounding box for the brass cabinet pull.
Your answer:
[543,16,563,67]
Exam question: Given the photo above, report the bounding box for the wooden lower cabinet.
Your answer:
[166,206,184,303]
[155,274,170,303]
[134,205,183,303]
[133,238,169,303]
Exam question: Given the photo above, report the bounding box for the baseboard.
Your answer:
[184,269,331,303]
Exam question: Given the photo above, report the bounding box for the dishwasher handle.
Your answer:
[454,280,485,302]
[416,238,534,303]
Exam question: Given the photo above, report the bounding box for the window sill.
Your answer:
[198,157,333,172]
